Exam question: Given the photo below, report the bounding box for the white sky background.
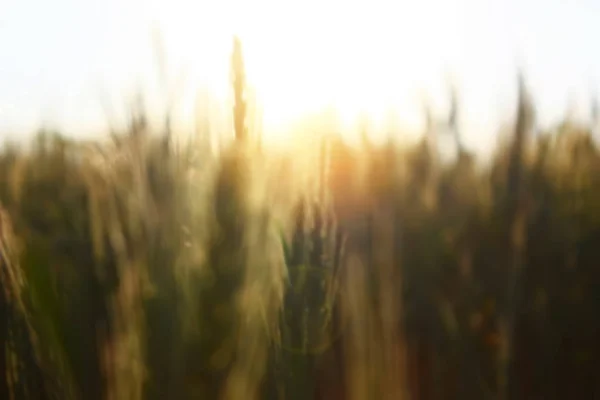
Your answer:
[1,0,600,153]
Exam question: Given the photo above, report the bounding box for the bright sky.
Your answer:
[1,0,600,153]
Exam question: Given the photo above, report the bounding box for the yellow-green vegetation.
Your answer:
[1,40,600,400]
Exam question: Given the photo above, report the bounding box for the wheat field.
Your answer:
[0,39,599,400]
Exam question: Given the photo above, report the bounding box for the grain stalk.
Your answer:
[498,73,534,400]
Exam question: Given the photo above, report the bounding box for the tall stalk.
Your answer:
[499,73,534,400]
[0,206,49,399]
[231,36,247,143]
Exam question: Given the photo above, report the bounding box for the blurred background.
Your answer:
[1,0,600,399]
[3,0,600,149]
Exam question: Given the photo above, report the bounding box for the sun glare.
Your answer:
[147,0,464,146]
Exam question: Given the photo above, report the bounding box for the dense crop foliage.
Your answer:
[1,40,600,399]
